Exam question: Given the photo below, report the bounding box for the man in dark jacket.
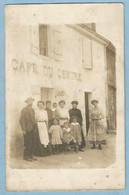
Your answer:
[69,101,86,148]
[45,101,53,129]
[45,101,53,154]
[20,97,37,161]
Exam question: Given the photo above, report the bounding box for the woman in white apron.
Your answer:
[35,101,51,156]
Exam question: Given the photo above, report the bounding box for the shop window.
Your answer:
[82,38,92,69]
[39,24,48,56]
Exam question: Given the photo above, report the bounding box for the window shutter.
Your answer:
[54,26,63,61]
[30,25,39,55]
[47,26,53,58]
[82,38,92,69]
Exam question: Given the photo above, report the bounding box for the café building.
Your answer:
[6,23,116,157]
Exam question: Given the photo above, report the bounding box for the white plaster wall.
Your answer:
[6,23,107,157]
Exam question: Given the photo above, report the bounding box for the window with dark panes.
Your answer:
[39,25,48,56]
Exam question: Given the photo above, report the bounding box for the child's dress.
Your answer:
[62,127,75,144]
[49,125,62,145]
[70,122,82,145]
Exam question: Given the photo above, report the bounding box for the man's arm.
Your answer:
[79,110,83,125]
[19,109,26,133]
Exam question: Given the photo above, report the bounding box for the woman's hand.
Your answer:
[89,116,94,120]
[23,130,26,135]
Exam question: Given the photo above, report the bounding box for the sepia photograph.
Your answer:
[5,3,125,191]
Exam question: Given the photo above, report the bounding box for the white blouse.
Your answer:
[58,107,69,119]
[35,108,48,122]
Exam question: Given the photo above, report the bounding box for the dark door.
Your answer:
[108,86,116,130]
[84,92,90,135]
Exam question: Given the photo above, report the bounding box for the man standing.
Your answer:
[20,97,37,162]
[69,101,86,148]
[45,101,53,129]
[45,101,53,154]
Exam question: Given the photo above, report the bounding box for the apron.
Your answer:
[37,121,49,147]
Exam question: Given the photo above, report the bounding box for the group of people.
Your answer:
[20,97,106,162]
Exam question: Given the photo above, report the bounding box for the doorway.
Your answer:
[108,86,116,130]
[84,92,91,135]
[40,87,55,103]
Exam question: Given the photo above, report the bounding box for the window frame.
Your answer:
[39,24,48,57]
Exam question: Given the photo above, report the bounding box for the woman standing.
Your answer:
[69,101,85,148]
[35,101,50,156]
[88,99,106,150]
[58,100,69,127]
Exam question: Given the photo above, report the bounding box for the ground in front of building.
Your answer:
[10,134,116,169]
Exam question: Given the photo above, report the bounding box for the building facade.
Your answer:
[106,43,116,130]
[6,23,116,157]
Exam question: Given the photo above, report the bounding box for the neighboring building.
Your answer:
[6,23,116,158]
[106,42,116,130]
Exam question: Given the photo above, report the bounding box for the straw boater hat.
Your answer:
[91,99,99,104]
[59,100,66,105]
[71,101,78,105]
[25,97,34,103]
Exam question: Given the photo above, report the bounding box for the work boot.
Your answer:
[74,143,78,153]
[30,157,37,161]
[91,143,96,149]
[79,145,84,152]
[52,147,57,155]
[98,144,102,150]
[24,158,33,162]
[56,145,60,154]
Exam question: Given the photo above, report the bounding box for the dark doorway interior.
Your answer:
[84,92,90,135]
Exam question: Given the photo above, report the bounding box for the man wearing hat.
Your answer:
[20,97,37,162]
[69,101,86,148]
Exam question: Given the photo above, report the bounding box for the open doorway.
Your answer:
[40,87,55,103]
[84,92,91,135]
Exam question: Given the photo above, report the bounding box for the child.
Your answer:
[70,116,84,152]
[62,122,77,153]
[49,118,63,154]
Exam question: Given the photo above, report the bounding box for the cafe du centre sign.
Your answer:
[11,59,82,81]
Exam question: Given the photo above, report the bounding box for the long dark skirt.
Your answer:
[34,130,52,157]
[81,128,86,148]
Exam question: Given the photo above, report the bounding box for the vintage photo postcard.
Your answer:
[5,3,125,191]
